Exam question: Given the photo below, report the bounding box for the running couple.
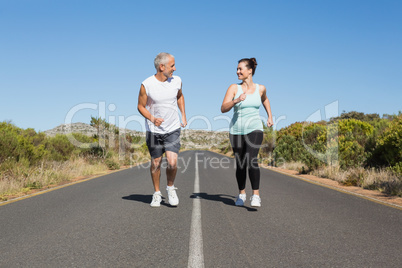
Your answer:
[137,53,273,208]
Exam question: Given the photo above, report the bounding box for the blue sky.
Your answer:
[1,0,401,132]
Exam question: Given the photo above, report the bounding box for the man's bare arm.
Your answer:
[137,84,164,126]
[177,87,187,127]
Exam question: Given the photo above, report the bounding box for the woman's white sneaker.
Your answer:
[235,194,247,206]
[150,192,162,207]
[250,195,261,207]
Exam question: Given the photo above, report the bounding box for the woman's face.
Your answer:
[237,62,252,80]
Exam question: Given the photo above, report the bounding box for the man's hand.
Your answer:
[181,116,187,128]
[153,118,164,127]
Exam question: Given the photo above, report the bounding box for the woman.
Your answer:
[221,58,273,207]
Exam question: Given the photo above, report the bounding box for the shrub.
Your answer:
[104,151,120,170]
[365,118,391,166]
[105,159,120,170]
[0,122,48,165]
[337,119,373,169]
[218,139,232,155]
[259,126,276,165]
[301,123,327,170]
[387,162,402,176]
[276,122,304,142]
[372,114,402,166]
[274,123,327,171]
[343,167,366,186]
[274,135,303,163]
[0,122,20,163]
[330,111,381,124]
[46,134,77,161]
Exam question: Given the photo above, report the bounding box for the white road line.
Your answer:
[188,153,205,268]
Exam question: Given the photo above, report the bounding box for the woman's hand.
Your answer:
[266,118,273,127]
[238,93,246,102]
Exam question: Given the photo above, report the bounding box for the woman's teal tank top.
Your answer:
[229,84,263,135]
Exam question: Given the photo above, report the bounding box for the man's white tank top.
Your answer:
[142,75,182,134]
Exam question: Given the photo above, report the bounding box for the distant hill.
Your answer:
[181,129,229,149]
[44,122,145,137]
[44,123,230,150]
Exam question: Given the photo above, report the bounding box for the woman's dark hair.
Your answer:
[238,58,258,75]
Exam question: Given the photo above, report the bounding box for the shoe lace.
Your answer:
[167,187,178,194]
[251,195,260,202]
[153,193,162,201]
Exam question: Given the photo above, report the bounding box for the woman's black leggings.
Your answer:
[229,130,263,191]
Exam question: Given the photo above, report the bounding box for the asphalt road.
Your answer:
[0,150,401,267]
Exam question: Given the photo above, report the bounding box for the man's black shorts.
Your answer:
[146,128,181,158]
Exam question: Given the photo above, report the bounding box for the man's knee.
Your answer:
[166,153,178,169]
[167,158,177,169]
[151,157,162,171]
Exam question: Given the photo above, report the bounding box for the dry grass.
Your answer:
[0,158,109,201]
[0,147,151,201]
[312,165,402,196]
[363,169,402,196]
[278,161,309,174]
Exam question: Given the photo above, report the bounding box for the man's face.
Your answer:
[161,57,176,78]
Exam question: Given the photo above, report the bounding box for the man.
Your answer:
[137,52,187,207]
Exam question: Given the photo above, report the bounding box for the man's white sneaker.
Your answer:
[235,194,246,206]
[150,192,162,207]
[167,187,179,206]
[250,195,261,207]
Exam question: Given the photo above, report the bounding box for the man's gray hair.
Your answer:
[154,52,174,70]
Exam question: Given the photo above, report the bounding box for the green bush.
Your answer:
[46,134,78,161]
[330,111,380,123]
[276,122,304,142]
[274,118,381,170]
[17,134,47,165]
[259,126,276,163]
[274,135,304,163]
[372,114,402,167]
[387,162,402,177]
[0,122,20,163]
[336,119,373,169]
[302,123,326,146]
[0,122,48,165]
[69,133,96,155]
[105,159,120,170]
[273,123,327,171]
[365,118,391,165]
